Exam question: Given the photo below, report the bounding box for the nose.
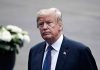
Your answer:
[42,23,48,29]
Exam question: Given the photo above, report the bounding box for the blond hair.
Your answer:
[37,8,62,22]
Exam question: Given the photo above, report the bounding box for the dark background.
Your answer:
[0,0,100,70]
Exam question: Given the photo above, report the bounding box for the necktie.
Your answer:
[43,45,53,70]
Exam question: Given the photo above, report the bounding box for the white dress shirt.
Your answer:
[42,34,63,70]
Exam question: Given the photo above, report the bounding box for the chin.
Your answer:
[42,35,52,40]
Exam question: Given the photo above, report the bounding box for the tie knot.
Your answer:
[47,45,53,51]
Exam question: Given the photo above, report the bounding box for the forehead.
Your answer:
[37,13,57,22]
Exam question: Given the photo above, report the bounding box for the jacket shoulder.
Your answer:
[30,41,46,51]
[63,37,88,50]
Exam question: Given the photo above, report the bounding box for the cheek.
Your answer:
[39,30,43,36]
[51,27,59,36]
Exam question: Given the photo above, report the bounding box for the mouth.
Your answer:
[42,32,51,36]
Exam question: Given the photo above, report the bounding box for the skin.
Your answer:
[37,12,63,44]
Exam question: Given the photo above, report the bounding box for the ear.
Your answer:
[59,23,63,31]
[58,21,63,30]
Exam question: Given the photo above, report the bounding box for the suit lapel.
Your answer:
[33,42,46,70]
[55,37,70,70]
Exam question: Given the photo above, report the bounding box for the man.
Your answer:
[28,8,98,70]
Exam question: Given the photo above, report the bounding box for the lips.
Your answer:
[42,32,51,35]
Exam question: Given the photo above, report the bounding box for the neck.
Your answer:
[46,33,62,45]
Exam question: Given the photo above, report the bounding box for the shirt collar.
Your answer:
[45,34,63,52]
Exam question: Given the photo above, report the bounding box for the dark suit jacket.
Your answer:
[28,36,98,70]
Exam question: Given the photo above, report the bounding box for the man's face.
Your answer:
[37,14,62,42]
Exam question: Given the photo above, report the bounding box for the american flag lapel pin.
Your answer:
[63,51,66,55]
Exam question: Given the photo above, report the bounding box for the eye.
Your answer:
[39,22,43,25]
[46,21,52,25]
[38,22,44,27]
